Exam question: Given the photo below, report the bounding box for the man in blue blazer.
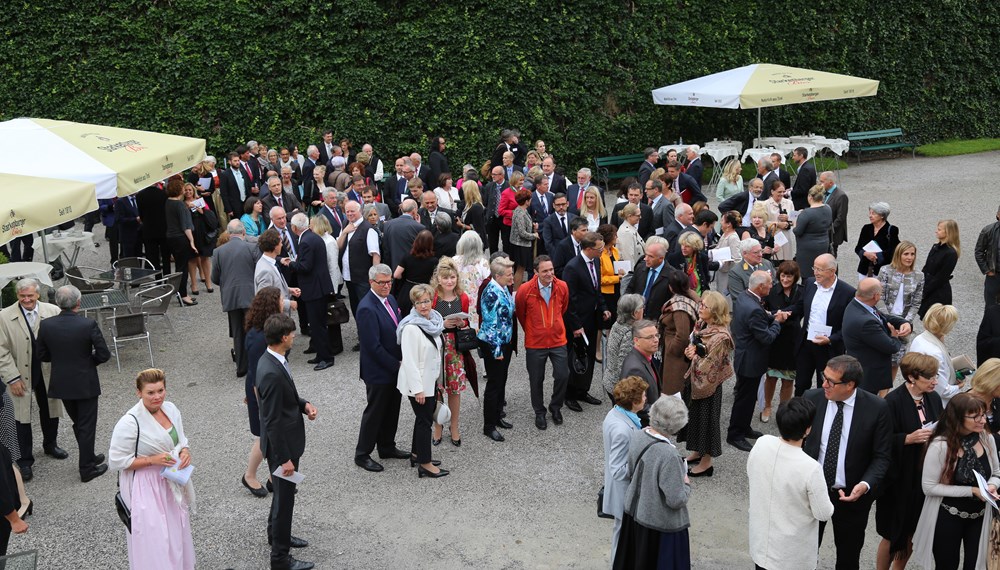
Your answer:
[354,264,410,472]
[664,160,707,205]
[540,194,576,254]
[283,214,335,371]
[726,272,787,452]
[114,193,143,257]
[528,176,554,254]
[562,232,611,411]
[793,254,857,396]
[842,278,910,394]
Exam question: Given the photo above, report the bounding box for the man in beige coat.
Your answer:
[0,278,66,481]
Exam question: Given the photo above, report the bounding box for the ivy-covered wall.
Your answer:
[2,0,998,168]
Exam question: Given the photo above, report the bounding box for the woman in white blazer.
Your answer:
[910,303,964,405]
[396,284,447,478]
[602,376,649,563]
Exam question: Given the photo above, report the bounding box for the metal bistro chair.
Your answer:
[133,284,175,332]
[135,272,184,307]
[65,266,116,293]
[113,256,159,288]
[106,312,154,372]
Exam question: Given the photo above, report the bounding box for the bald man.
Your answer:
[842,278,911,394]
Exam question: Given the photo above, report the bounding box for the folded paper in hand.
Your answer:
[773,232,789,248]
[862,240,882,254]
[709,248,733,263]
[974,471,999,511]
[272,466,305,484]
[161,464,194,485]
[807,325,832,341]
[613,260,632,274]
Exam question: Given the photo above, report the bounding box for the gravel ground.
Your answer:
[10,151,1000,569]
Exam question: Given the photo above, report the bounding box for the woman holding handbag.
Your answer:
[108,368,195,570]
[682,291,733,478]
[431,257,478,447]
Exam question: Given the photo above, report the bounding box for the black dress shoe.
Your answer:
[303,347,317,355]
[581,393,602,405]
[242,475,267,498]
[417,466,450,478]
[312,360,334,371]
[550,409,564,425]
[497,418,513,429]
[284,556,315,570]
[351,343,361,352]
[483,428,505,442]
[409,456,442,468]
[566,400,583,412]
[535,414,547,430]
[727,437,754,452]
[688,466,714,478]
[81,463,108,482]
[746,429,764,439]
[44,446,69,460]
[19,466,32,482]
[377,448,411,460]
[306,357,321,364]
[354,456,384,472]
[94,453,105,465]
[269,535,309,548]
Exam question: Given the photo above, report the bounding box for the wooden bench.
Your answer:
[846,128,917,164]
[594,153,646,190]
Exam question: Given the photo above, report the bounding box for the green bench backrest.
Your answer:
[595,154,646,167]
[847,128,905,141]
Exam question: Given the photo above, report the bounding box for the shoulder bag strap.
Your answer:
[627,439,665,514]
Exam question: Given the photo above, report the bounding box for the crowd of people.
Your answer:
[3,129,1000,569]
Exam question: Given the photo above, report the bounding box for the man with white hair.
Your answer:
[0,278,65,481]
[361,143,384,182]
[793,253,856,395]
[212,219,261,377]
[727,239,775,299]
[842,278,911,394]
[302,145,320,205]
[382,199,423,270]
[756,156,778,194]
[327,156,351,191]
[664,203,697,253]
[684,145,703,185]
[338,200,381,326]
[282,213,335,370]
[411,152,433,189]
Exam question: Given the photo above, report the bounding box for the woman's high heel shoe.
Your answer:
[410,456,441,468]
[18,500,32,518]
[688,466,714,478]
[417,465,449,478]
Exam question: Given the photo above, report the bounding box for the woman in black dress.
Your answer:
[760,261,802,423]
[875,352,943,569]
[240,287,283,498]
[183,182,218,294]
[163,178,198,306]
[918,219,960,319]
[393,230,438,316]
[458,182,486,246]
[854,201,900,280]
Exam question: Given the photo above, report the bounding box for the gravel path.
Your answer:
[10,151,1000,569]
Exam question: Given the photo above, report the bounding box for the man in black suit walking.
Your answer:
[768,152,792,192]
[114,193,143,257]
[36,285,111,482]
[136,183,171,272]
[625,238,671,321]
[562,232,610,411]
[256,314,318,570]
[540,193,576,253]
[727,271,788,452]
[842,278,911,394]
[541,157,568,197]
[794,254,857,396]
[789,146,817,211]
[803,355,891,570]
[637,148,658,187]
[283,214,335,371]
[609,183,654,239]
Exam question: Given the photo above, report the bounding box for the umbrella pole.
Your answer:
[757,109,762,142]
[40,232,49,263]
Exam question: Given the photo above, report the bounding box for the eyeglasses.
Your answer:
[414,299,432,306]
[813,266,833,273]
[637,333,660,340]
[965,414,988,422]
[820,372,848,386]
[371,279,392,286]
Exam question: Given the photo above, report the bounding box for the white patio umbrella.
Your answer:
[651,63,880,139]
[0,174,97,247]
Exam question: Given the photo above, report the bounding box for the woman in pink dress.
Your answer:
[109,369,196,570]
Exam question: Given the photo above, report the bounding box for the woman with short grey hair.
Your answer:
[855,200,900,280]
[614,395,692,568]
[602,294,646,398]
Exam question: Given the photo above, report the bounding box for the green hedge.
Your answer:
[2,0,998,172]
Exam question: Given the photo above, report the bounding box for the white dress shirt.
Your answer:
[818,389,857,490]
[807,279,837,342]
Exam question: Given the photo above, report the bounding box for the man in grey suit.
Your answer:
[618,319,662,410]
[381,199,423,269]
[727,239,775,299]
[644,178,674,236]
[213,220,261,377]
[254,229,300,314]
[842,278,911,394]
[820,171,849,257]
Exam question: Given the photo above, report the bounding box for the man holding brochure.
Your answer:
[256,314,318,570]
[793,254,856,396]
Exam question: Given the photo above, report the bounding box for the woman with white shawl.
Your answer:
[109,369,196,570]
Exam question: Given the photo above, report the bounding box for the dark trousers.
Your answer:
[228,309,248,376]
[15,373,59,469]
[795,340,836,396]
[143,234,172,274]
[567,326,598,400]
[500,224,512,253]
[8,235,34,262]
[727,373,761,440]
[932,506,983,570]
[408,396,435,464]
[303,298,331,361]
[818,490,874,570]
[265,456,299,569]
[61,397,99,472]
[526,346,568,415]
[986,273,1000,308]
[355,384,401,458]
[105,225,120,263]
[166,236,193,296]
[482,341,513,431]
[346,281,370,318]
[486,217,501,253]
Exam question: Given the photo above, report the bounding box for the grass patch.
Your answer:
[917,139,1000,157]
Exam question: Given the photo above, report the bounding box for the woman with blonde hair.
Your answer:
[741,202,775,261]
[430,257,476,447]
[667,232,711,297]
[715,159,744,201]
[878,240,924,382]
[308,165,328,209]
[910,303,964,405]
[580,187,608,232]
[969,358,1000,436]
[919,219,960,319]
[309,215,344,291]
[764,180,796,262]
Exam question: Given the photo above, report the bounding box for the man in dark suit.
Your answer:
[136,183,171,272]
[978,303,1000,365]
[664,160,707,205]
[219,151,252,219]
[317,131,335,167]
[618,320,663,412]
[842,278,911,394]
[527,175,554,253]
[541,157,568,198]
[316,188,346,239]
[637,148,659,187]
[551,217,589,279]
[768,152,792,193]
[114,193,143,257]
[821,171,850,257]
[540,194,577,253]
[645,179,674,236]
[238,144,262,197]
[625,239,671,321]
[684,146,704,186]
[381,199,423,270]
[411,153,433,190]
[418,193,457,234]
[719,178,765,226]
[212,220,260,377]
[482,166,509,252]
[789,147,817,211]
[284,214,335,371]
[354,265,409,471]
[36,285,111,482]
[803,355,891,570]
[261,177,302,226]
[256,314,318,570]
[609,183,654,239]
[565,168,602,215]
[794,254,857,396]
[562,232,611,411]
[727,272,787,452]
[664,203,698,253]
[754,157,779,194]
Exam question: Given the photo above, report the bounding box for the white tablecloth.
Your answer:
[46,231,96,260]
[753,137,790,148]
[774,143,819,161]
[702,141,743,163]
[0,262,54,291]
[780,135,851,156]
[657,144,688,157]
[742,147,786,164]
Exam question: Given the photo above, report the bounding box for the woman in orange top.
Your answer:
[598,224,626,360]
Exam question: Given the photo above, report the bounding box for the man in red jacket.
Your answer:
[515,255,570,430]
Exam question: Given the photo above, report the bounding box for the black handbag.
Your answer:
[454,327,479,352]
[326,298,350,325]
[114,414,139,532]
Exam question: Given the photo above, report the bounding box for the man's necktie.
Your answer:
[588,259,598,288]
[281,230,292,257]
[643,268,658,301]
[385,299,398,326]
[25,310,36,330]
[277,195,283,208]
[575,243,581,257]
[282,360,292,377]
[823,401,845,487]
[560,216,567,235]
[577,187,584,210]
